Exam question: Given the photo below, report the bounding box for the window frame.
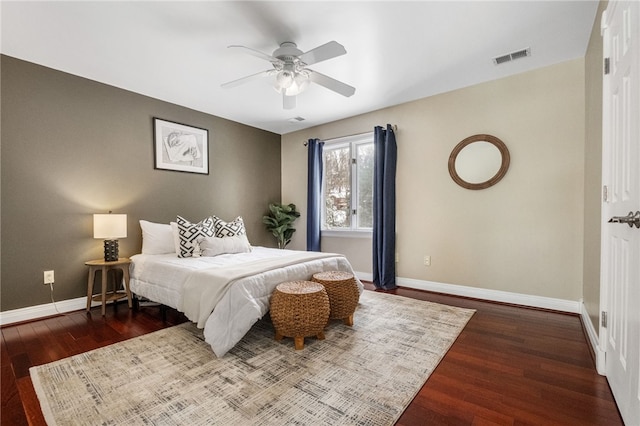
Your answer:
[321,132,374,237]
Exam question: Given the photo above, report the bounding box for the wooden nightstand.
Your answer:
[85,258,133,316]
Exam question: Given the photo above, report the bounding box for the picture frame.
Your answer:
[153,118,209,174]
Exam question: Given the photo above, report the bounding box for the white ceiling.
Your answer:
[1,1,599,135]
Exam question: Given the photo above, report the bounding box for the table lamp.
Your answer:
[93,213,127,262]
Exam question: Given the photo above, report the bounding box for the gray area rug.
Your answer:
[31,290,475,425]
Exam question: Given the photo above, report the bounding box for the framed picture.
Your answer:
[153,118,209,174]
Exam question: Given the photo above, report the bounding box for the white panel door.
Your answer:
[601,2,640,425]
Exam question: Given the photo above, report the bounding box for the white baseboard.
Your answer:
[0,297,104,326]
[580,301,606,375]
[354,272,581,314]
[2,273,581,326]
[354,271,373,282]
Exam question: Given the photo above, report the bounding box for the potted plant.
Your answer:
[262,203,300,249]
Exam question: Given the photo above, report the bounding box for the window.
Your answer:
[322,133,374,235]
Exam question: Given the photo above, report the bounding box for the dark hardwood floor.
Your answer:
[1,286,623,425]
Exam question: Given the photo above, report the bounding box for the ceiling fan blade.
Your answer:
[283,93,296,110]
[298,41,346,66]
[221,70,273,89]
[308,70,355,97]
[227,45,283,64]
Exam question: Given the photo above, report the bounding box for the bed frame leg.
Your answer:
[160,304,167,322]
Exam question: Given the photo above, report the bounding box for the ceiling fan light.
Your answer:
[296,73,310,91]
[285,73,310,96]
[284,84,299,96]
[275,70,294,91]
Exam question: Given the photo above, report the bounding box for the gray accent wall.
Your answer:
[1,55,281,311]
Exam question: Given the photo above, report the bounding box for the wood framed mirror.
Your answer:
[448,134,510,190]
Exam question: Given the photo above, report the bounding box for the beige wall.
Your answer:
[583,0,608,332]
[1,55,281,311]
[283,59,586,301]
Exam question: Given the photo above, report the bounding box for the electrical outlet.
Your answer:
[423,256,431,267]
[43,270,55,285]
[395,253,399,263]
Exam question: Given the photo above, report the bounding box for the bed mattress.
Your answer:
[129,247,362,356]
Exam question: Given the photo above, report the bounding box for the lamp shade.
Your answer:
[93,214,127,239]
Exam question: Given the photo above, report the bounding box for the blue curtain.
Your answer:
[306,138,324,251]
[372,125,397,290]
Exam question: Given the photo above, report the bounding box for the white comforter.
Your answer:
[129,247,363,356]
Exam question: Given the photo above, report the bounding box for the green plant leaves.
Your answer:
[262,203,300,249]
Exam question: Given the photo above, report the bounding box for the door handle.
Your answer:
[608,211,640,228]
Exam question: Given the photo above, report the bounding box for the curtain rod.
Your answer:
[303,124,397,146]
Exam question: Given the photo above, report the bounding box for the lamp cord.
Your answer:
[50,282,61,314]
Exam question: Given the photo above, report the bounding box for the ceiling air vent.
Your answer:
[288,116,305,123]
[493,47,531,65]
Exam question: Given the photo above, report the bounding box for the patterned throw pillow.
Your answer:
[176,215,215,258]
[212,216,246,238]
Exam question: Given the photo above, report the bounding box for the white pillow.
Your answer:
[140,220,176,255]
[198,235,252,257]
[170,221,180,254]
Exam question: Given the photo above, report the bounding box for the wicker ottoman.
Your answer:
[270,281,330,350]
[311,271,360,326]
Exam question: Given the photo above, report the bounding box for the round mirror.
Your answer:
[448,134,510,190]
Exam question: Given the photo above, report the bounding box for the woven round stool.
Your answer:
[270,281,330,350]
[311,271,359,326]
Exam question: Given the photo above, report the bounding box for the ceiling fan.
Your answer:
[221,41,356,109]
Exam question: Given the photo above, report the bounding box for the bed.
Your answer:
[129,245,363,357]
